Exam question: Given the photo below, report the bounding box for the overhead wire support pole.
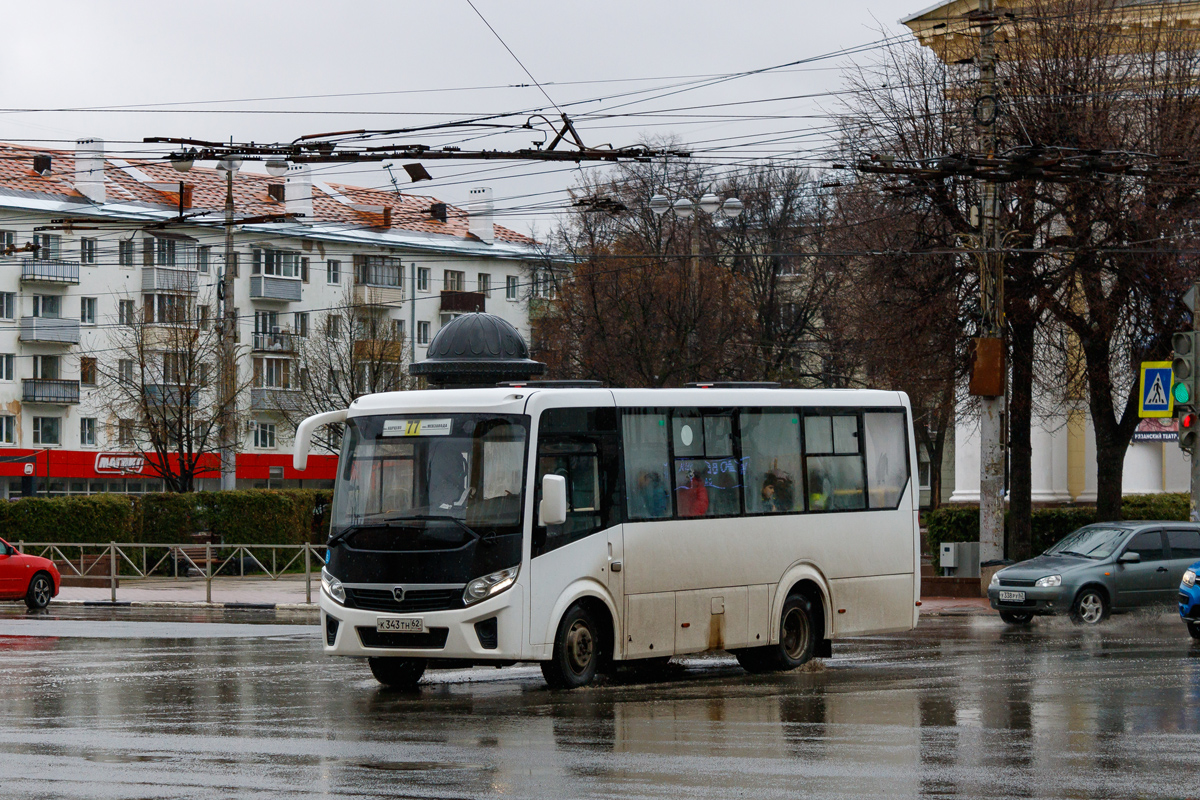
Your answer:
[973,0,1006,564]
[219,165,237,492]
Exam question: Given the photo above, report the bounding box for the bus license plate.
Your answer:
[377,617,425,634]
[999,591,1025,603]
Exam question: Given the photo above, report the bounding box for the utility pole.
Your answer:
[218,164,237,491]
[972,0,1006,563]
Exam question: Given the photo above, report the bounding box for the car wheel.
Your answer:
[1188,621,1200,640]
[24,572,53,610]
[1070,588,1108,625]
[367,657,426,689]
[542,602,601,690]
[738,594,819,673]
[999,610,1034,625]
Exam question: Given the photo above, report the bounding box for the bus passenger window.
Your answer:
[623,412,672,520]
[804,414,866,511]
[740,412,801,514]
[863,411,909,509]
[673,411,739,517]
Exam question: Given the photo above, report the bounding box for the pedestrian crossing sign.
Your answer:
[1139,361,1173,418]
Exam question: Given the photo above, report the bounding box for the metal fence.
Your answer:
[13,541,322,604]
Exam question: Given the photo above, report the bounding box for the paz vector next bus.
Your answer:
[294,385,921,690]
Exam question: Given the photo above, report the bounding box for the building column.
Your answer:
[950,408,981,503]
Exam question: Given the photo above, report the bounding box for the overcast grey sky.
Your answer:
[0,0,924,236]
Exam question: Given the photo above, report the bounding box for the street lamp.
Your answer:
[648,190,744,300]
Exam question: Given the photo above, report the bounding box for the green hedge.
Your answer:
[0,490,333,546]
[926,493,1191,556]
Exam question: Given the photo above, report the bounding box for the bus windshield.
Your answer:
[331,413,529,546]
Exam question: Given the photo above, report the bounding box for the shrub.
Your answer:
[925,493,1191,556]
[1,494,137,544]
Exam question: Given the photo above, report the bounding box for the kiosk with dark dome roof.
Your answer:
[409,312,545,388]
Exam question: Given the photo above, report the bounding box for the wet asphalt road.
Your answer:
[0,607,1198,799]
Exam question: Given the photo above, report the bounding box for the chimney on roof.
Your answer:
[467,187,494,244]
[285,163,312,221]
[429,202,448,222]
[74,139,106,204]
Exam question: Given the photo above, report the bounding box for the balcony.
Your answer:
[143,384,201,408]
[22,378,80,405]
[19,316,80,344]
[252,331,298,353]
[353,283,405,307]
[250,388,303,412]
[250,275,302,303]
[19,258,79,285]
[440,290,485,314]
[142,266,198,294]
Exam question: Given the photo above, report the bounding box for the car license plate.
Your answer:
[999,590,1026,603]
[376,617,425,634]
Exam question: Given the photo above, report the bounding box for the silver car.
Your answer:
[987,522,1200,625]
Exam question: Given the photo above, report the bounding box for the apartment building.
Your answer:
[0,139,549,496]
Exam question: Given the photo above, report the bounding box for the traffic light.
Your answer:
[1173,331,1199,405]
[1175,331,1200,452]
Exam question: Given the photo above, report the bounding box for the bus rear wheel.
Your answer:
[737,594,818,673]
[542,602,601,689]
[368,657,427,689]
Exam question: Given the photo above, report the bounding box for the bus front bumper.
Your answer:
[319,584,525,662]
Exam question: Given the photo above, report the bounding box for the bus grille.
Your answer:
[346,587,462,613]
[356,627,449,649]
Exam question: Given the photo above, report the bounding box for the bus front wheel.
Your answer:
[542,602,601,689]
[368,657,427,689]
[737,594,818,673]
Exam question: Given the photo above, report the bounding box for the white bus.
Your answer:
[294,385,921,690]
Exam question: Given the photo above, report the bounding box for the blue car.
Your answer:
[1179,560,1200,639]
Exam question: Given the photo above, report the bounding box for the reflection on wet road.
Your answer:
[0,606,1198,799]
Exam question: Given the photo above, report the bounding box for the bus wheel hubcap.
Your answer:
[782,607,809,660]
[566,621,593,674]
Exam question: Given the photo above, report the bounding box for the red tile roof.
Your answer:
[0,143,537,246]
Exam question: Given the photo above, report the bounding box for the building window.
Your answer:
[198,246,210,273]
[0,292,13,321]
[394,319,405,341]
[326,259,341,284]
[119,239,134,267]
[301,257,310,283]
[444,269,465,292]
[0,354,12,381]
[80,417,96,447]
[478,273,491,296]
[144,294,188,324]
[34,234,61,260]
[198,305,210,331]
[254,422,276,449]
[417,267,430,292]
[80,297,96,325]
[254,310,279,335]
[119,300,135,326]
[80,238,97,265]
[32,417,60,446]
[0,230,13,254]
[252,248,300,278]
[294,312,309,338]
[417,320,430,345]
[506,275,519,300]
[118,419,134,446]
[326,315,342,340]
[32,295,61,319]
[33,355,60,380]
[118,359,134,386]
[162,351,187,384]
[253,357,291,389]
[80,357,97,386]
[0,415,14,445]
[154,238,177,267]
[355,255,402,288]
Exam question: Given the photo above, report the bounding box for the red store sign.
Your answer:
[93,453,148,475]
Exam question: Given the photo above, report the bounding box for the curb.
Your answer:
[56,599,319,613]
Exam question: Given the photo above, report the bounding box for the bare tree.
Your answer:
[272,292,414,454]
[101,290,248,492]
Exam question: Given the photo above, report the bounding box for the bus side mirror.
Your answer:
[540,474,568,527]
[293,409,348,471]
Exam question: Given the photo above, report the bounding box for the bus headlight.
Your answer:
[1035,575,1061,588]
[1184,570,1196,588]
[321,567,346,604]
[464,566,519,606]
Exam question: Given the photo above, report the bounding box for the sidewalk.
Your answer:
[919,596,996,616]
[55,574,320,613]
